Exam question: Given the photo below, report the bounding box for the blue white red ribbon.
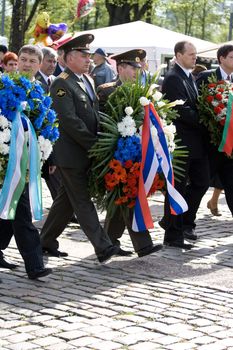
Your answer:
[0,103,42,220]
[132,102,188,232]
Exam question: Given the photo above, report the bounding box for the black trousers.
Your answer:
[208,146,233,215]
[164,156,210,243]
[104,207,153,253]
[40,167,113,255]
[0,185,44,274]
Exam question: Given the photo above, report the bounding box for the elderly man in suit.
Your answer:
[35,47,61,202]
[36,47,57,93]
[196,44,233,217]
[40,34,122,262]
[161,41,210,249]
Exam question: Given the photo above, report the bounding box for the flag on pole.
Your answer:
[218,92,233,156]
[77,0,95,19]
[132,103,188,232]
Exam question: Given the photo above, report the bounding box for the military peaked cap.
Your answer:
[111,49,146,68]
[59,33,94,54]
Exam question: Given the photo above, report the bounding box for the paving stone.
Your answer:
[32,336,62,346]
[6,342,39,349]
[2,188,233,349]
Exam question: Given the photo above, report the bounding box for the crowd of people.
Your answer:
[0,34,232,282]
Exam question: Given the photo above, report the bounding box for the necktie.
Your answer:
[227,75,231,81]
[47,77,51,86]
[80,76,94,100]
[188,73,198,96]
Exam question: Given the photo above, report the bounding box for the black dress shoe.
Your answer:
[164,241,194,250]
[116,248,133,256]
[0,255,18,269]
[42,247,68,257]
[28,268,52,280]
[138,244,163,257]
[97,246,120,263]
[183,229,197,241]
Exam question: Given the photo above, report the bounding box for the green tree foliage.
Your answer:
[157,0,228,42]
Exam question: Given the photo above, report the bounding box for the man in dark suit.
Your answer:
[97,49,163,257]
[53,48,66,77]
[40,34,121,262]
[196,44,233,216]
[36,47,57,93]
[36,47,61,202]
[0,45,52,279]
[161,41,210,249]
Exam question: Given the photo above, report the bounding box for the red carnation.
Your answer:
[214,106,222,114]
[206,95,214,103]
[218,103,225,109]
[218,88,224,93]
[215,93,222,100]
[208,83,217,88]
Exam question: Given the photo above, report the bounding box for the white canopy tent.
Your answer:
[78,21,215,72]
[197,40,233,59]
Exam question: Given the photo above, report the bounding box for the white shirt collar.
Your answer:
[176,63,191,77]
[219,66,231,80]
[39,70,51,84]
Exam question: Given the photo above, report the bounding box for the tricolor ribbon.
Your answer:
[0,103,42,220]
[218,92,233,156]
[132,102,188,232]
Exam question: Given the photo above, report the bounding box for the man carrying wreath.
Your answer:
[196,44,233,216]
[0,45,52,280]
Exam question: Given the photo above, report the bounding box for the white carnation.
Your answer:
[0,115,9,129]
[117,115,136,137]
[139,97,149,106]
[124,106,134,116]
[0,143,10,155]
[38,136,53,161]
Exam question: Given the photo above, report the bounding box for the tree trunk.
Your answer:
[105,1,131,26]
[10,0,40,53]
[10,0,27,53]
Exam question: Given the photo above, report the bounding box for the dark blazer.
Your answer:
[35,71,55,94]
[162,63,206,159]
[50,67,98,170]
[196,67,222,89]
[53,63,63,77]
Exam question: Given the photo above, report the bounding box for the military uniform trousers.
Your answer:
[0,185,44,274]
[40,167,113,255]
[164,155,210,243]
[104,207,153,253]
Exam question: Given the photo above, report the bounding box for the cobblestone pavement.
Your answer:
[1,184,233,350]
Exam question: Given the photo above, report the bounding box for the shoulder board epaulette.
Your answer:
[59,72,69,79]
[99,81,117,89]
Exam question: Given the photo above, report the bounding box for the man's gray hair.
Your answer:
[41,47,57,60]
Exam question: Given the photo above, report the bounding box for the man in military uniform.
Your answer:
[40,34,122,263]
[97,49,163,257]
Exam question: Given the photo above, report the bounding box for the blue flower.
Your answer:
[43,96,52,108]
[34,117,44,129]
[19,76,32,91]
[47,109,56,124]
[1,75,15,89]
[114,136,141,163]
